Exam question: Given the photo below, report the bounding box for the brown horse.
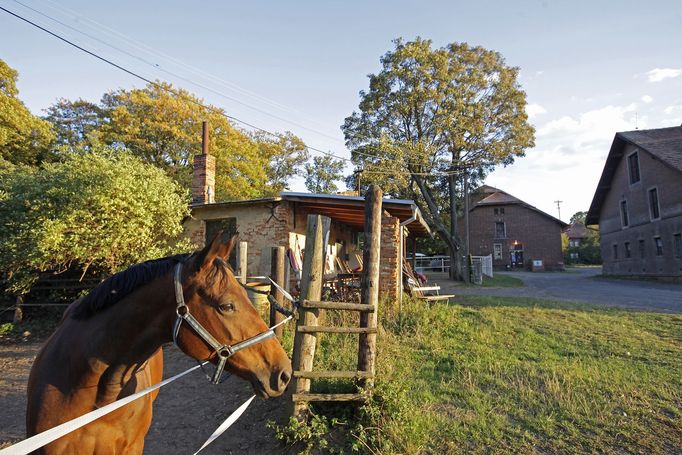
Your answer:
[26,234,291,454]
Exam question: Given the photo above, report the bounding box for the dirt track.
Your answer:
[0,340,292,454]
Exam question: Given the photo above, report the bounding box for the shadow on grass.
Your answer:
[450,294,658,314]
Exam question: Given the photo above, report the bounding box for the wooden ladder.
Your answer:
[291,299,377,406]
[288,186,382,419]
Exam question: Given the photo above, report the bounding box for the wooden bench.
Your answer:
[410,285,455,303]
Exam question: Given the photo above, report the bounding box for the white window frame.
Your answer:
[493,243,502,260]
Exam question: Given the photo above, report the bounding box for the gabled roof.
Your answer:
[471,187,568,228]
[565,222,588,239]
[191,191,432,236]
[585,126,682,225]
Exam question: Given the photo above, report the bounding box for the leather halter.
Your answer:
[172,262,278,384]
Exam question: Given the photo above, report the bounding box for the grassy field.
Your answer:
[290,295,682,454]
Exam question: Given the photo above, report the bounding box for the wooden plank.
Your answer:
[413,286,441,292]
[270,246,286,337]
[358,185,381,389]
[293,370,374,379]
[292,393,365,402]
[237,241,248,285]
[298,326,377,334]
[422,295,455,301]
[302,301,375,312]
[289,214,330,421]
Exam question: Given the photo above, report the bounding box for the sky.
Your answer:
[1,0,682,222]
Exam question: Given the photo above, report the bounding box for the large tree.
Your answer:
[342,38,535,279]
[0,147,191,293]
[0,59,55,165]
[304,155,345,193]
[45,82,308,200]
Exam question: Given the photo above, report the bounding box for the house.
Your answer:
[564,222,589,261]
[464,186,568,270]
[184,148,431,301]
[585,126,682,278]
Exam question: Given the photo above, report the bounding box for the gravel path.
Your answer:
[0,341,291,454]
[434,268,682,313]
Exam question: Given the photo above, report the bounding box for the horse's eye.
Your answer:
[218,303,235,313]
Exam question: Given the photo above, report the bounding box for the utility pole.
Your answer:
[554,200,563,220]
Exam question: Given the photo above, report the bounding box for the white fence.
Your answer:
[408,255,451,273]
[471,255,493,278]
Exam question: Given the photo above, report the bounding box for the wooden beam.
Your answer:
[293,370,374,379]
[358,185,381,389]
[237,241,248,285]
[301,301,376,312]
[292,393,364,402]
[270,246,286,338]
[297,326,377,334]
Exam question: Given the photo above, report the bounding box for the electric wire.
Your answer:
[0,4,460,177]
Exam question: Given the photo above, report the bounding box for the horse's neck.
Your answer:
[73,275,176,391]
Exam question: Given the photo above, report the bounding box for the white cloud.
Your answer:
[646,68,682,82]
[485,103,642,221]
[664,105,682,115]
[641,95,653,103]
[526,103,547,119]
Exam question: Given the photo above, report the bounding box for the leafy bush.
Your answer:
[0,147,192,293]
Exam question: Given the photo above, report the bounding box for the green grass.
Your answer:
[481,273,524,287]
[294,295,682,454]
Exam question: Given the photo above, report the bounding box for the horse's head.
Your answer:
[175,233,291,398]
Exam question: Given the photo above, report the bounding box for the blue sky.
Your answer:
[2,0,681,221]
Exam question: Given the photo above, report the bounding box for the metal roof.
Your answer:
[471,188,568,228]
[192,192,432,236]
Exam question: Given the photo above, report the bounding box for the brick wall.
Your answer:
[379,216,400,301]
[465,204,564,270]
[599,143,682,276]
[192,154,216,204]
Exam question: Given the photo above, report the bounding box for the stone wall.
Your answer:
[379,216,401,301]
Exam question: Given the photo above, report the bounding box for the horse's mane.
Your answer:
[71,254,190,319]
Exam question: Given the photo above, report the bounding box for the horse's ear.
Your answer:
[196,231,238,270]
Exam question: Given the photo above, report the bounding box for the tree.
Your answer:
[304,155,345,193]
[0,147,191,293]
[44,81,307,200]
[0,59,55,165]
[570,211,588,224]
[342,38,535,279]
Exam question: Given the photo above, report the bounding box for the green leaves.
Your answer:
[0,147,191,293]
[0,60,55,165]
[304,155,345,194]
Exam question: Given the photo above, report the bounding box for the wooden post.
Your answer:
[290,214,330,420]
[358,185,382,389]
[270,246,286,338]
[13,295,23,324]
[237,241,248,284]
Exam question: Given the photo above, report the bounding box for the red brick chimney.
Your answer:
[192,121,215,204]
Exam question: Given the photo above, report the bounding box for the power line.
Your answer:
[9,0,346,144]
[0,4,462,177]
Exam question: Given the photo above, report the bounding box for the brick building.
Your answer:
[463,186,568,270]
[184,149,430,301]
[586,126,682,278]
[564,222,589,262]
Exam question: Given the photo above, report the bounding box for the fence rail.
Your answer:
[407,255,451,273]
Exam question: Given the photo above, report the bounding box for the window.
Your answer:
[620,200,629,228]
[674,234,682,258]
[613,244,618,260]
[493,207,505,215]
[500,207,505,215]
[628,152,640,184]
[654,237,663,256]
[495,222,506,238]
[639,239,646,259]
[493,243,502,260]
[624,242,631,258]
[648,188,660,220]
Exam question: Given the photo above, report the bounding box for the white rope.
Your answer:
[0,363,204,455]
[193,395,256,454]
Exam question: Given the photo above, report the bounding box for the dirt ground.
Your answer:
[0,338,293,454]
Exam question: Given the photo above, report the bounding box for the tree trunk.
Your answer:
[448,173,464,280]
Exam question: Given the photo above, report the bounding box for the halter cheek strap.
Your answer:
[172,263,280,384]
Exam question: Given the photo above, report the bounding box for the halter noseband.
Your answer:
[172,262,280,384]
